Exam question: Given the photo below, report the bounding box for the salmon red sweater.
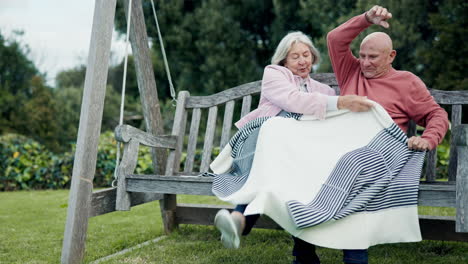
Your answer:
[327,14,448,149]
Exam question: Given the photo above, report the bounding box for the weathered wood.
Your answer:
[161,194,178,233]
[448,105,462,182]
[61,1,117,263]
[114,125,177,149]
[310,73,339,86]
[220,101,235,149]
[184,108,201,173]
[186,81,261,108]
[429,89,468,105]
[425,149,437,182]
[200,106,218,172]
[419,215,468,241]
[89,188,162,217]
[407,120,417,138]
[455,125,468,232]
[124,0,167,175]
[418,183,456,207]
[176,204,283,230]
[116,139,140,211]
[165,91,189,176]
[240,95,252,118]
[127,175,214,196]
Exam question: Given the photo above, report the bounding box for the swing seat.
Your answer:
[114,73,468,241]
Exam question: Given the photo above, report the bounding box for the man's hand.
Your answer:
[407,136,430,151]
[337,95,374,112]
[365,5,392,28]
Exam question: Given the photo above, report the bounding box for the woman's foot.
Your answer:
[214,209,244,249]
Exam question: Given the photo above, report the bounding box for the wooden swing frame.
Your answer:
[61,1,468,263]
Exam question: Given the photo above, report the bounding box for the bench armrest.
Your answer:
[114,124,177,149]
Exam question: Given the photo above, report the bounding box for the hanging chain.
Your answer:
[113,0,133,188]
[150,0,177,105]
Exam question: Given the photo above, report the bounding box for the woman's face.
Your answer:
[284,42,313,78]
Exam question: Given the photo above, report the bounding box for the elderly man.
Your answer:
[329,5,449,152]
[292,5,450,264]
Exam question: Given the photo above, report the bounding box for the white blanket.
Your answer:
[211,102,424,249]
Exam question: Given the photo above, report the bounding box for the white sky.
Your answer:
[0,0,127,86]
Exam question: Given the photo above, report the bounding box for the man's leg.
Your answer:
[292,237,320,264]
[343,249,368,264]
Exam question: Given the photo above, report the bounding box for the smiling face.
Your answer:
[359,32,396,79]
[284,42,313,78]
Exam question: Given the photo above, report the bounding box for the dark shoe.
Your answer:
[292,256,320,264]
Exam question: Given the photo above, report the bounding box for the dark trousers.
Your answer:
[234,204,368,264]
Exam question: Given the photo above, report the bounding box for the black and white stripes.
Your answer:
[287,123,425,229]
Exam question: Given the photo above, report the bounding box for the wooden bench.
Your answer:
[113,73,468,241]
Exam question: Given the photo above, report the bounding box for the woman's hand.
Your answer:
[338,95,374,112]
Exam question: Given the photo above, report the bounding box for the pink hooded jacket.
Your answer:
[235,65,336,129]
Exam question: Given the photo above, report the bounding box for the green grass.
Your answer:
[0,191,467,264]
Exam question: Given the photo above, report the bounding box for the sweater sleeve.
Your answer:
[327,13,371,89]
[405,77,449,150]
[261,66,328,119]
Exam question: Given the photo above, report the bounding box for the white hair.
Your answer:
[271,31,320,66]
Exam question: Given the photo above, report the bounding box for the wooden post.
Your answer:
[123,0,167,175]
[455,124,468,232]
[61,0,117,263]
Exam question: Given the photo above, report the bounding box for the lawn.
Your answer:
[0,190,467,264]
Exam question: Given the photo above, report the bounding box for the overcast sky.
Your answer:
[0,0,127,86]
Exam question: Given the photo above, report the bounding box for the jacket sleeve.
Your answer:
[327,13,371,89]
[261,66,328,119]
[405,77,449,150]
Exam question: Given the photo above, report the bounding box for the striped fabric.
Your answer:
[287,123,425,229]
[210,103,425,249]
[212,112,301,198]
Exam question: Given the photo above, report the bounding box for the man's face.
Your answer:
[359,40,395,79]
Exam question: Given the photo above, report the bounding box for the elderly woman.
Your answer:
[214,32,372,264]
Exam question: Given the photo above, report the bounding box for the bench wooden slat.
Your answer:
[200,106,218,172]
[430,90,468,105]
[185,81,261,108]
[184,108,201,173]
[425,149,437,182]
[165,91,189,176]
[241,95,252,118]
[448,105,462,182]
[220,100,235,149]
[116,139,140,211]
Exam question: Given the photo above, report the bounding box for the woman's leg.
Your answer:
[342,249,368,264]
[233,204,260,235]
[292,237,320,264]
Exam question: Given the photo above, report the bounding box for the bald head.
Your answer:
[359,32,396,78]
[361,32,393,53]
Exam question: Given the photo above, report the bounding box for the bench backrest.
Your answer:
[169,73,467,185]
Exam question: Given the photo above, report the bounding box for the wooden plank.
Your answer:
[220,100,235,149]
[127,176,214,196]
[240,95,252,118]
[114,125,177,149]
[200,106,218,172]
[61,1,117,263]
[425,149,437,182]
[455,125,468,232]
[448,105,462,182]
[184,108,201,173]
[310,73,339,86]
[124,0,167,175]
[89,188,163,217]
[176,204,282,230]
[429,90,468,105]
[407,120,417,138]
[419,215,468,241]
[116,140,140,211]
[186,81,261,108]
[418,183,456,207]
[165,91,189,176]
